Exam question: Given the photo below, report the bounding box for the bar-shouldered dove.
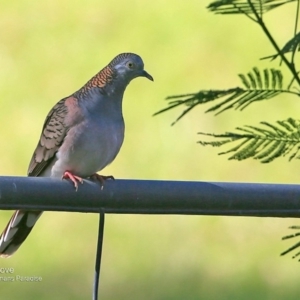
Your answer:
[0,53,153,257]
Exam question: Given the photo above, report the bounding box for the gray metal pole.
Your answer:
[0,176,299,217]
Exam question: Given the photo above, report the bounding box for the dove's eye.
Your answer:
[127,61,135,69]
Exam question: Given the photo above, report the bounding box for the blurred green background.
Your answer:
[1,0,300,299]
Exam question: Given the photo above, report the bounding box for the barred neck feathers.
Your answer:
[74,53,136,99]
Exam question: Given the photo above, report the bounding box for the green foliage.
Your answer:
[156,0,300,162]
[199,118,300,163]
[281,226,300,259]
[154,68,296,124]
[207,0,296,16]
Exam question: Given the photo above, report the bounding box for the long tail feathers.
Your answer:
[0,210,42,258]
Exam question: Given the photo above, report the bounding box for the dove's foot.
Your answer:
[90,173,114,189]
[62,171,84,191]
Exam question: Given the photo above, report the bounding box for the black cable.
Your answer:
[93,210,105,300]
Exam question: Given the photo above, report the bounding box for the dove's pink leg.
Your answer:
[62,171,84,191]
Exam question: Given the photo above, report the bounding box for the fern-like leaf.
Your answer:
[281,226,300,260]
[207,0,296,15]
[154,68,295,124]
[198,118,300,162]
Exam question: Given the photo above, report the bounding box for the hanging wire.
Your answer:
[93,209,105,300]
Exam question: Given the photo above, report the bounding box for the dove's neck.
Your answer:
[78,87,124,120]
[102,78,129,98]
[74,65,130,99]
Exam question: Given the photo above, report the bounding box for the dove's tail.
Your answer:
[0,210,42,258]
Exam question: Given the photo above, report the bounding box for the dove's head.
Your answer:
[109,53,153,83]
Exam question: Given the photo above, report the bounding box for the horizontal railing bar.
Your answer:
[0,176,299,218]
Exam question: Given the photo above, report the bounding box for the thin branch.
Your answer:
[291,0,300,63]
[248,0,300,86]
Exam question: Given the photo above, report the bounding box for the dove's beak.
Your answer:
[142,70,154,81]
